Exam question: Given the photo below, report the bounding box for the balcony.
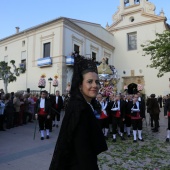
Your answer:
[66,56,74,66]
[37,57,52,67]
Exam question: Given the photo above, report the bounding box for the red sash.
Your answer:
[55,104,58,109]
[100,111,108,119]
[114,110,120,118]
[131,112,141,119]
[168,112,170,117]
[38,108,47,115]
[126,114,131,118]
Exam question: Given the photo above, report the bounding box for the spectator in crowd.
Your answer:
[147,94,160,132]
[0,99,6,131]
[13,92,21,127]
[158,95,163,108]
[28,94,35,121]
[4,93,15,129]
[165,94,170,142]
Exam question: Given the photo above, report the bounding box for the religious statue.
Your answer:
[97,58,113,75]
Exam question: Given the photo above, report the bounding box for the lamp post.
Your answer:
[48,77,53,94]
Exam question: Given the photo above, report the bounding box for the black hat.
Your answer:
[150,94,156,98]
[74,54,98,74]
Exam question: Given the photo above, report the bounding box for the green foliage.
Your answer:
[0,60,26,93]
[141,30,170,77]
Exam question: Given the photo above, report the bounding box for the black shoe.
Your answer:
[112,138,116,142]
[166,138,169,142]
[41,137,44,140]
[128,135,131,138]
[151,128,155,130]
[138,138,144,142]
[52,124,55,127]
[133,140,137,143]
[46,135,49,139]
[56,125,59,128]
[121,136,126,140]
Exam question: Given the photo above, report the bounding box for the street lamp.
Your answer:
[48,77,53,94]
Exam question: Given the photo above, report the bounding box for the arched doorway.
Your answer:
[128,83,138,94]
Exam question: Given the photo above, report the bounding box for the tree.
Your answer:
[141,30,170,77]
[0,60,25,93]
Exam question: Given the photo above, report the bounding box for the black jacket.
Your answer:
[54,95,63,111]
[49,93,107,170]
[107,100,126,118]
[35,98,51,115]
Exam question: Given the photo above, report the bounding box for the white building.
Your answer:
[0,17,114,94]
[0,0,169,96]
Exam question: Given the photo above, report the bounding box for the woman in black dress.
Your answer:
[49,55,107,170]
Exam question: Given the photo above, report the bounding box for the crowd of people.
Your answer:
[0,89,70,137]
[0,88,170,142]
[92,92,170,143]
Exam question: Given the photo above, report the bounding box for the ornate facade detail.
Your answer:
[112,7,120,22]
[122,76,145,91]
[145,0,156,14]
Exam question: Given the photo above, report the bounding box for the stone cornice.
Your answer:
[108,17,166,32]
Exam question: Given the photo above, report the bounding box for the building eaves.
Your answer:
[0,16,114,50]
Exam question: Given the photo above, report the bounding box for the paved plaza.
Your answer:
[0,109,170,170]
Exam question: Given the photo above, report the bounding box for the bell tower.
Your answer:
[120,0,141,10]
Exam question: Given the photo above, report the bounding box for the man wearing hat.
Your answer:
[147,94,160,132]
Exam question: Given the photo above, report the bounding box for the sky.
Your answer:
[0,0,170,39]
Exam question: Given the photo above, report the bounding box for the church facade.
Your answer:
[0,0,169,96]
[107,0,170,96]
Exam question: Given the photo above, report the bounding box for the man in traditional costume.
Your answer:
[131,94,145,142]
[110,94,126,142]
[52,90,63,128]
[35,90,51,140]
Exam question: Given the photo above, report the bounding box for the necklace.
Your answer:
[87,102,94,112]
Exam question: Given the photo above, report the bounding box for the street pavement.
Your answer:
[0,109,169,170]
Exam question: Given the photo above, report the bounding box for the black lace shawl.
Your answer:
[49,92,107,170]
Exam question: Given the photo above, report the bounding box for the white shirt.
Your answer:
[131,101,140,112]
[56,96,58,104]
[111,100,120,111]
[40,98,45,108]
